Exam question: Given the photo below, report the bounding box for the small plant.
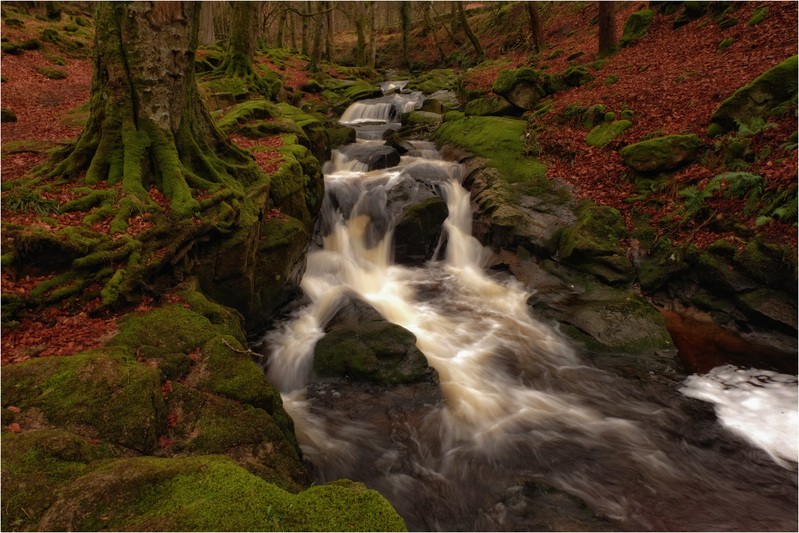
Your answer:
[3,189,59,215]
[604,74,619,85]
[39,28,59,43]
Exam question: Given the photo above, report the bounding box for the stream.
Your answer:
[257,84,798,531]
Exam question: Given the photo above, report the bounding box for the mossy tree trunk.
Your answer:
[50,1,259,220]
[219,1,262,77]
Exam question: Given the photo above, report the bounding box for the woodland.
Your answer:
[0,1,797,531]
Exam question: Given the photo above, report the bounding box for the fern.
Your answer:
[679,186,714,219]
[771,196,798,223]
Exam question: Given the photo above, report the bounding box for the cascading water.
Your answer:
[259,87,798,531]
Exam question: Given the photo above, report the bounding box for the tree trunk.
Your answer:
[598,1,617,56]
[457,2,484,61]
[276,6,287,47]
[301,1,309,55]
[199,1,215,46]
[289,6,297,50]
[324,0,334,61]
[400,1,411,67]
[223,1,261,73]
[50,2,259,218]
[525,2,543,52]
[354,3,367,67]
[368,0,377,68]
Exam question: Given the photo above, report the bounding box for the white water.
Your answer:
[260,93,798,531]
[680,365,799,467]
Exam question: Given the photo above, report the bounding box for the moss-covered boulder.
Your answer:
[562,65,591,87]
[491,67,546,110]
[2,349,165,453]
[620,9,655,47]
[314,301,434,384]
[464,95,515,116]
[1,430,118,531]
[620,134,702,173]
[735,288,797,334]
[555,203,635,285]
[433,116,546,185]
[408,68,458,94]
[585,119,632,147]
[419,90,460,114]
[37,455,406,532]
[708,55,798,136]
[637,238,690,293]
[673,1,708,29]
[732,238,797,292]
[1,108,17,122]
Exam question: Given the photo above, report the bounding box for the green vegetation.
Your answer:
[620,134,702,172]
[585,119,632,147]
[36,66,67,79]
[620,9,654,47]
[748,7,769,26]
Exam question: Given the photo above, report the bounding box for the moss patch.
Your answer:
[620,134,702,172]
[39,455,406,532]
[433,116,547,186]
[620,9,654,47]
[1,348,165,453]
[585,120,632,147]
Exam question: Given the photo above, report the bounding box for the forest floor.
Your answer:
[1,2,796,364]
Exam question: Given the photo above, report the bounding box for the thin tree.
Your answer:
[598,1,617,56]
[457,2,484,62]
[368,0,377,68]
[525,2,544,53]
[400,1,411,66]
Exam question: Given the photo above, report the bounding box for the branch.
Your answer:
[222,338,264,359]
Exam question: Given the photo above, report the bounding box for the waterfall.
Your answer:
[258,88,798,532]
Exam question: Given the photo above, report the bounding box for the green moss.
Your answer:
[585,120,632,147]
[620,134,702,172]
[492,67,541,95]
[111,304,217,357]
[216,99,280,133]
[733,238,797,290]
[40,455,406,532]
[604,74,619,85]
[709,55,798,135]
[37,66,67,79]
[433,116,547,186]
[718,37,735,50]
[1,349,165,453]
[1,430,118,531]
[748,7,768,26]
[562,65,591,87]
[620,9,654,47]
[408,68,458,93]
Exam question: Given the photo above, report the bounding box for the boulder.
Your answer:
[708,55,798,136]
[620,9,654,47]
[492,67,547,110]
[314,300,434,384]
[736,288,798,334]
[393,196,448,265]
[420,90,460,114]
[620,134,702,173]
[585,119,632,147]
[464,95,516,116]
[562,65,591,87]
[407,68,458,94]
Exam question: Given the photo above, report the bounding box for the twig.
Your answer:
[222,338,264,359]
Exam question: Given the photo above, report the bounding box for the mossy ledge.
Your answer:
[1,290,407,532]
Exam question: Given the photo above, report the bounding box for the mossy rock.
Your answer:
[708,55,798,136]
[402,110,443,128]
[1,429,118,531]
[341,80,382,102]
[491,67,546,110]
[215,98,280,133]
[326,123,356,149]
[433,116,547,185]
[38,455,407,532]
[36,66,66,80]
[620,134,702,172]
[314,317,431,384]
[735,288,797,334]
[582,104,607,128]
[1,108,17,122]
[464,95,515,116]
[1,349,165,453]
[162,384,306,491]
[620,9,654,47]
[585,120,632,147]
[407,68,458,94]
[393,196,449,265]
[419,90,460,114]
[556,203,634,285]
[732,238,797,291]
[562,65,591,87]
[637,238,690,293]
[748,6,768,26]
[673,1,709,29]
[691,250,759,294]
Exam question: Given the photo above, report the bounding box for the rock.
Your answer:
[326,123,356,149]
[693,250,759,294]
[37,455,406,532]
[562,65,591,87]
[492,67,547,110]
[393,196,448,265]
[708,55,798,136]
[556,203,635,285]
[732,238,797,292]
[420,90,460,114]
[1,108,17,122]
[637,238,690,293]
[673,1,708,29]
[464,95,516,116]
[1,348,165,453]
[620,134,702,173]
[585,119,632,147]
[401,110,442,128]
[407,68,458,94]
[314,300,434,384]
[383,130,416,155]
[620,9,654,46]
[736,288,798,334]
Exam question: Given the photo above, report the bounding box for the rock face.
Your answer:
[708,54,798,136]
[314,300,435,384]
[620,134,702,172]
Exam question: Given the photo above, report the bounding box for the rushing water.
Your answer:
[259,88,798,531]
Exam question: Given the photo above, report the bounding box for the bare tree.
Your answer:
[457,2,484,61]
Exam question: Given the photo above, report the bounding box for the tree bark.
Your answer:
[223,1,261,72]
[457,2,484,61]
[324,0,334,62]
[400,1,411,66]
[353,2,367,66]
[301,1,309,55]
[525,2,543,52]
[50,1,259,218]
[199,1,215,45]
[598,1,617,56]
[368,0,377,68]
